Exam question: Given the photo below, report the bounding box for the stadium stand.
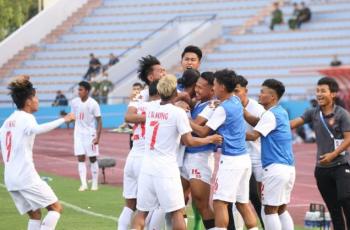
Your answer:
[200,0,350,99]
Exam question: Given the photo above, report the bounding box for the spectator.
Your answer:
[83,53,101,81]
[99,73,114,104]
[90,78,100,103]
[52,90,68,106]
[103,53,120,72]
[270,2,283,31]
[330,55,342,67]
[296,2,311,28]
[288,2,301,30]
[108,53,119,66]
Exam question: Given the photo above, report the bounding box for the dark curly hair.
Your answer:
[262,79,285,99]
[8,76,36,109]
[214,69,238,93]
[177,69,200,88]
[137,55,160,85]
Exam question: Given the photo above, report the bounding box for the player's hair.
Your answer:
[181,45,202,61]
[178,69,200,88]
[200,72,214,86]
[78,81,91,92]
[317,77,339,93]
[157,75,177,100]
[8,76,36,109]
[137,55,160,85]
[235,75,248,87]
[149,80,159,97]
[132,82,143,88]
[262,79,285,99]
[214,69,238,93]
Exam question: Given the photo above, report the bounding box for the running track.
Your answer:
[2,129,324,226]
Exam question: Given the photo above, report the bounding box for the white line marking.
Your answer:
[60,200,118,222]
[0,183,118,222]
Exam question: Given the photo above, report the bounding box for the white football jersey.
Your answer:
[128,99,160,157]
[245,98,265,164]
[138,88,149,102]
[71,97,101,136]
[141,103,192,177]
[0,110,64,191]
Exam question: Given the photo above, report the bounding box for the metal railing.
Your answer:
[112,13,217,86]
[67,13,217,98]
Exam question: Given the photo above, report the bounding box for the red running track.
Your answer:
[2,129,325,226]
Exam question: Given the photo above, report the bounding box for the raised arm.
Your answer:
[27,113,75,135]
[246,130,261,141]
[190,121,213,137]
[181,132,222,147]
[244,109,260,127]
[124,106,146,124]
[290,117,305,129]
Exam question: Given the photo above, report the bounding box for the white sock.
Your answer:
[90,161,99,187]
[78,162,87,187]
[214,228,226,230]
[233,205,244,230]
[165,213,172,230]
[28,219,41,230]
[279,211,294,230]
[147,208,165,230]
[40,211,61,230]
[261,205,266,224]
[118,207,134,230]
[264,214,281,230]
[248,228,259,230]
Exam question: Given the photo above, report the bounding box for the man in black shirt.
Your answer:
[296,2,311,28]
[52,90,68,106]
[330,55,342,67]
[291,77,350,229]
[83,53,101,81]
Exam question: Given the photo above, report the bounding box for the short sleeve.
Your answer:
[254,111,276,137]
[177,109,192,136]
[301,108,314,124]
[128,100,139,108]
[198,104,215,120]
[70,99,77,113]
[206,106,226,131]
[340,109,350,132]
[92,101,101,117]
[256,104,266,118]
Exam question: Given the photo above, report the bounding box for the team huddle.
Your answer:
[117,46,295,230]
[1,45,350,230]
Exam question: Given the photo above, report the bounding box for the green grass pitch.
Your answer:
[0,165,308,229]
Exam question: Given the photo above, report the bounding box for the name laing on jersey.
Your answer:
[6,120,16,128]
[148,111,168,120]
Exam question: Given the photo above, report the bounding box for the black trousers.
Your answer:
[315,164,350,230]
[249,174,264,229]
